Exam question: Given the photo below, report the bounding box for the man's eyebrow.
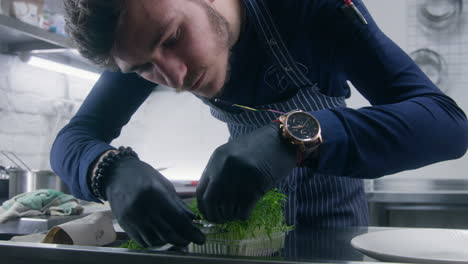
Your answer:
[122,19,174,74]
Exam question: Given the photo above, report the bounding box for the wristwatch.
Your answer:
[278,110,322,164]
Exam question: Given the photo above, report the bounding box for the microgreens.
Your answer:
[119,239,146,250]
[120,189,293,249]
[190,188,294,241]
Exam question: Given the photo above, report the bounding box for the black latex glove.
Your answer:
[104,156,205,247]
[196,123,297,223]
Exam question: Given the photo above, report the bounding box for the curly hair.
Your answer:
[64,0,125,70]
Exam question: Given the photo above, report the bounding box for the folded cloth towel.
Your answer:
[0,189,83,223]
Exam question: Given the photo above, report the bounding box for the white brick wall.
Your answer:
[0,53,229,181]
[8,60,67,98]
[0,54,91,170]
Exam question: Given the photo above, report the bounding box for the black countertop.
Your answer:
[280,226,380,262]
[0,225,391,264]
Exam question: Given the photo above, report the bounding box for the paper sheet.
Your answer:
[11,211,117,246]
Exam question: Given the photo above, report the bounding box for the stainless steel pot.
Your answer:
[7,168,70,198]
[1,151,70,198]
[0,166,8,199]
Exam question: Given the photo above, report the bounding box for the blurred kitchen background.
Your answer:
[0,0,467,228]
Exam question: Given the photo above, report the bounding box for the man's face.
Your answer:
[112,0,232,98]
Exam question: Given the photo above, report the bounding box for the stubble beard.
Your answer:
[177,0,233,98]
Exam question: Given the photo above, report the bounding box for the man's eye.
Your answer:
[164,27,181,47]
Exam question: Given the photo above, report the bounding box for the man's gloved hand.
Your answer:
[196,123,297,223]
[104,156,205,247]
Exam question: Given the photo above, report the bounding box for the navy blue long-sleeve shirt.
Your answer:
[51,0,468,202]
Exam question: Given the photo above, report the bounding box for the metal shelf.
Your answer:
[0,14,102,74]
[0,14,74,53]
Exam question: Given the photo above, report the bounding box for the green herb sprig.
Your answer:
[120,189,293,249]
[190,188,294,241]
[119,239,146,250]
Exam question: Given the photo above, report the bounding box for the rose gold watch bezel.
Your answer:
[280,111,321,141]
[279,110,322,152]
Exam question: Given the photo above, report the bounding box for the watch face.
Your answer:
[286,112,319,141]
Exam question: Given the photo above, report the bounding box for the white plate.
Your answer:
[351,228,468,264]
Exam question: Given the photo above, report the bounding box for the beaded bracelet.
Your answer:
[91,146,138,200]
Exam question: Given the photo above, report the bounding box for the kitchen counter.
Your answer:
[3,178,465,263]
[366,178,468,228]
[367,190,468,204]
[0,222,394,264]
[367,178,468,204]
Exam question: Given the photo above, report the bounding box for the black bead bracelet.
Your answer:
[91,146,138,200]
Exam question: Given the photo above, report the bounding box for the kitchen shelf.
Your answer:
[0,14,101,73]
[0,14,74,53]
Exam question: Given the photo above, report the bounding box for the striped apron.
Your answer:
[200,0,369,227]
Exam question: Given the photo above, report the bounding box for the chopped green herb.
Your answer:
[190,188,294,241]
[120,189,293,249]
[119,239,146,250]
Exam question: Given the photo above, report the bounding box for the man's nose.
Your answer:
[151,52,187,89]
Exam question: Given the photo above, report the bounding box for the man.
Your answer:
[51,0,468,248]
